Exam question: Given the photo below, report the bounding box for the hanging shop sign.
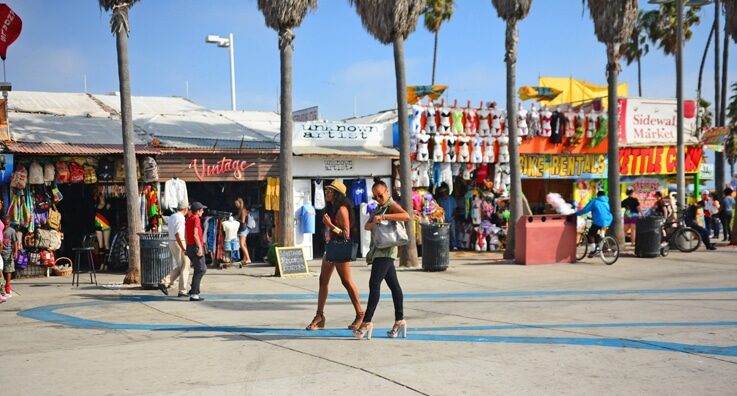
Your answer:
[189,157,254,181]
[521,154,607,179]
[295,122,390,147]
[700,163,714,181]
[156,154,278,182]
[700,127,728,151]
[619,146,702,176]
[618,97,698,146]
[293,157,391,178]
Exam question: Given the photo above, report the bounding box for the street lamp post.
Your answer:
[206,33,237,111]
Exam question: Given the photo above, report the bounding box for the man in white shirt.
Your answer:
[159,204,190,297]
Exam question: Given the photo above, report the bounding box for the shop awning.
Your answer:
[293,146,399,158]
[3,142,161,155]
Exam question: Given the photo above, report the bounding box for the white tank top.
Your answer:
[314,180,326,210]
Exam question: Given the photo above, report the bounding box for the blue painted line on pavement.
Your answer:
[412,321,737,332]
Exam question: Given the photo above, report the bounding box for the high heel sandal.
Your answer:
[387,320,407,338]
[348,311,365,330]
[353,322,373,340]
[305,312,325,330]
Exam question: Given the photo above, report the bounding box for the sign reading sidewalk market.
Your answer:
[274,247,310,278]
[618,97,698,146]
[619,146,703,176]
[521,154,607,179]
[189,157,255,181]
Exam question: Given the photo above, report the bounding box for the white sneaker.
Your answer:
[4,292,12,298]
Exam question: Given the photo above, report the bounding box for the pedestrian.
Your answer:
[1,216,16,300]
[354,178,410,340]
[185,201,208,301]
[698,191,716,239]
[158,204,190,297]
[685,200,716,250]
[234,198,252,265]
[720,188,734,242]
[575,191,613,258]
[435,184,458,250]
[305,179,364,331]
[621,188,642,246]
[708,192,721,239]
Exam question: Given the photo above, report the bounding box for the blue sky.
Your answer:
[3,0,735,121]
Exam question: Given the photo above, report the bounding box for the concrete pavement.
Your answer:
[2,245,736,395]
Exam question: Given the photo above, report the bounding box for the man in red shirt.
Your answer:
[185,202,207,301]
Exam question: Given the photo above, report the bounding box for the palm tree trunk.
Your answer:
[637,54,642,97]
[697,22,715,135]
[393,36,419,267]
[116,25,142,285]
[431,30,438,85]
[606,45,624,244]
[504,19,522,261]
[278,28,295,247]
[715,0,725,195]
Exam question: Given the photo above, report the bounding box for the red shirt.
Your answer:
[185,215,203,246]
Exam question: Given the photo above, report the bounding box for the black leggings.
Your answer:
[363,257,404,322]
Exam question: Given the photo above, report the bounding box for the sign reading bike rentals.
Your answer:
[294,122,389,147]
[619,146,702,176]
[521,154,607,179]
[618,97,698,146]
[189,157,255,181]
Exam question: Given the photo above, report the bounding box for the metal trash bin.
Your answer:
[421,223,450,271]
[139,233,174,289]
[635,216,663,258]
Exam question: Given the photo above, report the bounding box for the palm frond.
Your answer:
[490,0,532,22]
[725,0,737,43]
[257,0,318,31]
[98,0,140,12]
[349,0,427,44]
[585,0,638,46]
[424,0,454,33]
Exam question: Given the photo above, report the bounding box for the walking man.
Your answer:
[185,202,208,301]
[159,204,190,297]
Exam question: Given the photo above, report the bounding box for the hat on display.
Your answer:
[190,201,207,211]
[326,179,347,195]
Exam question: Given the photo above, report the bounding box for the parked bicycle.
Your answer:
[659,210,701,256]
[575,217,619,265]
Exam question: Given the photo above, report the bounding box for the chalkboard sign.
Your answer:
[275,247,310,277]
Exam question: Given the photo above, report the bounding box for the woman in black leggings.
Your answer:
[353,178,410,340]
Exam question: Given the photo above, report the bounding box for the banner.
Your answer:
[537,77,627,107]
[517,86,562,102]
[699,127,729,151]
[407,85,447,104]
[0,4,22,60]
[619,146,703,176]
[618,97,697,146]
[521,154,607,179]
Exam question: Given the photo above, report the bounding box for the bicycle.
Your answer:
[575,218,619,265]
[659,210,701,256]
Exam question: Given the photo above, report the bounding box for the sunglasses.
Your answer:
[372,193,385,200]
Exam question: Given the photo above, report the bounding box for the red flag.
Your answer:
[0,3,22,60]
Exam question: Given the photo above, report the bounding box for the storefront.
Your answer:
[292,122,397,260]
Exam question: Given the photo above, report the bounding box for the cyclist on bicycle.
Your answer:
[575,191,613,258]
[684,200,717,250]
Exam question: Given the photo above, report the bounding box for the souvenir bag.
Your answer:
[69,162,85,183]
[35,187,50,212]
[39,250,55,267]
[28,161,45,185]
[83,165,98,184]
[43,163,56,184]
[16,251,28,270]
[142,156,159,183]
[51,184,63,203]
[97,158,114,181]
[36,229,62,251]
[55,161,70,184]
[24,232,37,249]
[372,205,409,249]
[10,165,28,189]
[47,205,62,230]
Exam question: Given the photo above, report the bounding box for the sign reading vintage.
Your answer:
[189,157,255,181]
[619,146,702,176]
[521,154,607,179]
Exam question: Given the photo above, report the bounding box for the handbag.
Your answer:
[325,234,354,263]
[372,206,409,249]
[47,205,62,230]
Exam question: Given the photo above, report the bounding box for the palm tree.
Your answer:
[257,0,318,248]
[424,0,454,85]
[622,11,650,96]
[727,82,737,245]
[99,0,143,284]
[349,0,426,267]
[639,3,701,56]
[583,0,639,245]
[490,0,531,260]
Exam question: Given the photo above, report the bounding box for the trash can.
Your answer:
[635,216,663,258]
[515,215,577,265]
[421,223,450,271]
[139,233,174,289]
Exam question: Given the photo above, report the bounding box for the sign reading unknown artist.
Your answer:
[294,122,390,147]
[521,154,607,179]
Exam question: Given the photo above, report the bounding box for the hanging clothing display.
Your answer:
[350,179,368,206]
[163,178,188,211]
[299,203,316,234]
[550,110,564,144]
[313,180,326,210]
[265,177,280,211]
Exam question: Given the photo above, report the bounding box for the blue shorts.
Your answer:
[224,239,239,251]
[238,229,249,238]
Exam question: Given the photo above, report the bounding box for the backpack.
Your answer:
[115,159,141,181]
[83,165,98,184]
[55,161,70,184]
[97,158,114,181]
[35,187,50,212]
[43,163,55,184]
[69,162,84,183]
[10,165,27,189]
[28,161,44,185]
[142,156,159,183]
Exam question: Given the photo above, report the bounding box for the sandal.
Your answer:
[348,311,365,330]
[305,312,325,330]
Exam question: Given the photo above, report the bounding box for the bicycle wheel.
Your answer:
[599,236,619,265]
[576,234,588,261]
[674,227,701,253]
